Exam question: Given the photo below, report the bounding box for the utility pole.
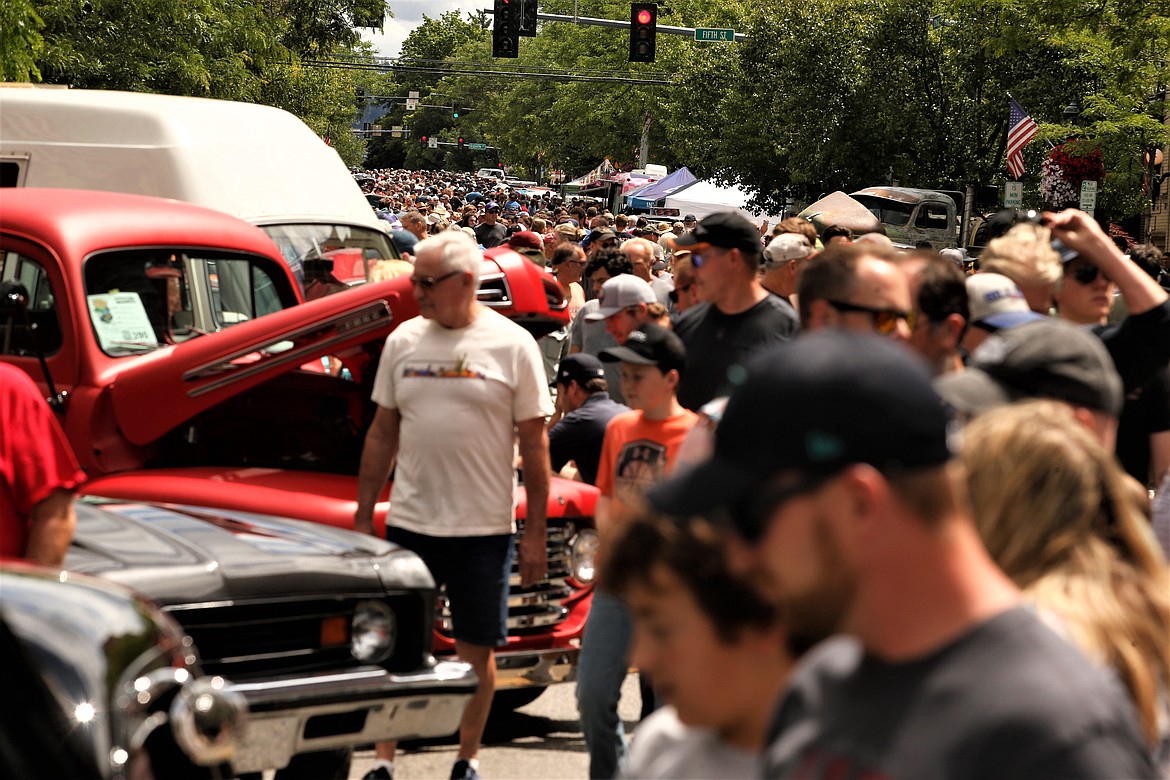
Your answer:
[639,110,652,168]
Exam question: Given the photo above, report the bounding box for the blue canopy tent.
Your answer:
[625,167,697,211]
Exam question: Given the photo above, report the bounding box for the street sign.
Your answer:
[406,98,418,110]
[1004,181,1023,208]
[468,142,488,150]
[694,28,734,42]
[1079,179,1098,215]
[428,138,439,149]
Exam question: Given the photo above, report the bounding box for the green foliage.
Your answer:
[22,0,388,167]
[0,0,44,82]
[660,0,1169,220]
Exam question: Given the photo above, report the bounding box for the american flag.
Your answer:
[1006,96,1038,179]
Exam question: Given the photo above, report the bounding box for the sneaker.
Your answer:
[361,767,392,780]
[449,759,481,780]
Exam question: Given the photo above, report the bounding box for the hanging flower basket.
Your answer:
[1040,144,1105,210]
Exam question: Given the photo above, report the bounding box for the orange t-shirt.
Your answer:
[595,408,699,513]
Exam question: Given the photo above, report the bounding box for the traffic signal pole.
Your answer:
[484,9,747,42]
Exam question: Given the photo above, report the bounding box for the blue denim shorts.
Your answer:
[385,526,514,648]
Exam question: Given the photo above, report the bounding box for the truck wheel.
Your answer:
[273,747,352,780]
[491,687,547,712]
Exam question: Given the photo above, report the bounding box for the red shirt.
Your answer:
[1,364,86,558]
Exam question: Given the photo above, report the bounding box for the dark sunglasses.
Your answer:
[668,283,694,304]
[1069,262,1111,285]
[723,471,836,543]
[409,270,462,289]
[827,299,915,335]
[690,248,727,269]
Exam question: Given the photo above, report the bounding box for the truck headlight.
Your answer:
[568,528,599,584]
[351,600,396,663]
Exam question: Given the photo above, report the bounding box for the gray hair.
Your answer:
[415,230,482,287]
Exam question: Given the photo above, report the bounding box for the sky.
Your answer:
[361,1,484,58]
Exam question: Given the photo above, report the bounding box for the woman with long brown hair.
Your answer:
[962,400,1170,769]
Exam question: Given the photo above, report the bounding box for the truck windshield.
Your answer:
[852,196,914,227]
[84,248,294,356]
[261,223,400,291]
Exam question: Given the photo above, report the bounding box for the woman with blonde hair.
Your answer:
[962,400,1170,767]
[977,222,1062,314]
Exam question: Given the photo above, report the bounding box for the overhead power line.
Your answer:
[302,56,674,86]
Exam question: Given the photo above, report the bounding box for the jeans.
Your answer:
[576,589,633,780]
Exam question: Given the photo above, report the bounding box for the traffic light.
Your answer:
[453,106,460,120]
[629,3,657,63]
[420,135,428,146]
[458,137,466,148]
[519,0,537,37]
[493,0,519,58]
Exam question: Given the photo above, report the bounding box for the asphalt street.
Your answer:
[349,673,644,779]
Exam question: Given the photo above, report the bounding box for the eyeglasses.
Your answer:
[409,270,463,289]
[725,471,836,543]
[827,299,915,335]
[668,283,694,304]
[691,248,730,269]
[1069,262,1111,285]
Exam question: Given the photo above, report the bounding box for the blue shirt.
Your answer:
[549,392,630,485]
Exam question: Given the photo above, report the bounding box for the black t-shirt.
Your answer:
[475,221,507,248]
[1116,366,1170,485]
[765,608,1156,780]
[673,294,799,411]
[548,393,630,485]
[1096,299,1170,392]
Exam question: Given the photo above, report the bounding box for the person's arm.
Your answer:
[516,416,550,587]
[24,488,76,567]
[1045,209,1168,316]
[354,405,400,536]
[1151,429,1170,488]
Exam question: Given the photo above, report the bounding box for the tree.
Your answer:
[0,0,44,82]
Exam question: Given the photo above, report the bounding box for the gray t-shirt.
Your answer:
[765,607,1156,779]
[626,706,760,779]
[569,298,624,404]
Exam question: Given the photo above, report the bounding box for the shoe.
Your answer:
[361,767,392,780]
[450,759,481,780]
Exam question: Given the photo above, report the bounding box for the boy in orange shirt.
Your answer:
[578,321,699,778]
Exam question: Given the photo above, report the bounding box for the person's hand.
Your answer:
[518,529,548,587]
[353,509,377,537]
[1042,209,1116,259]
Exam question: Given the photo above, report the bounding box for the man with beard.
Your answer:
[646,331,1156,780]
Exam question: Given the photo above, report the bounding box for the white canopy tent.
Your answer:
[662,179,783,225]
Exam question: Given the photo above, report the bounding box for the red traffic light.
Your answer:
[636,9,652,23]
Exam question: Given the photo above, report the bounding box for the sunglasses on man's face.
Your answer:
[827,299,915,335]
[1069,262,1111,286]
[690,248,730,269]
[668,283,694,304]
[409,270,463,289]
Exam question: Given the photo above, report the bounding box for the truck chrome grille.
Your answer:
[436,520,581,637]
[163,594,426,679]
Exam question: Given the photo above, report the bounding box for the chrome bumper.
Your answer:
[226,661,476,773]
[494,647,579,688]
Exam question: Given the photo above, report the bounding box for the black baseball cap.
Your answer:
[647,331,953,519]
[554,353,605,388]
[669,211,760,254]
[600,323,687,376]
[934,318,1123,416]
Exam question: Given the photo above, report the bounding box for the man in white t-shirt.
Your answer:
[355,231,553,780]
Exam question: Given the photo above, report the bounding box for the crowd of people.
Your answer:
[350,170,1170,780]
[5,160,1169,780]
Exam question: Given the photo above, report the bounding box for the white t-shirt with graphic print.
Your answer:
[372,306,552,537]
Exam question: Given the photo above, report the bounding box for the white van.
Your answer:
[0,87,398,286]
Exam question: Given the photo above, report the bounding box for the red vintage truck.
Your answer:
[1,188,597,709]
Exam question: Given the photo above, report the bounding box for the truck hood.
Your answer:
[66,498,433,605]
[797,191,883,235]
[108,276,415,445]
